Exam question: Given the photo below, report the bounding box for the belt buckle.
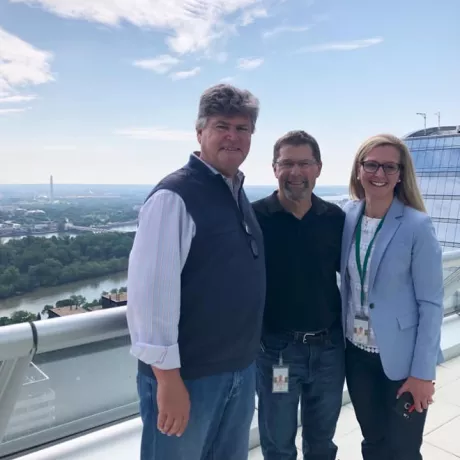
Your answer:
[302,332,316,344]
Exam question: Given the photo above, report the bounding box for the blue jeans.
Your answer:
[137,363,256,460]
[256,325,345,460]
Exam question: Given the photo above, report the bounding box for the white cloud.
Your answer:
[12,0,261,55]
[0,94,37,103]
[170,66,201,80]
[0,107,31,114]
[133,55,180,74]
[220,76,235,83]
[116,126,195,141]
[262,25,310,39]
[240,8,268,26]
[0,26,54,93]
[237,57,264,70]
[295,37,384,53]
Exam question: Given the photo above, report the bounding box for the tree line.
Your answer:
[0,233,134,299]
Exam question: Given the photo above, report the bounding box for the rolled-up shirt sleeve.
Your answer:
[126,189,195,370]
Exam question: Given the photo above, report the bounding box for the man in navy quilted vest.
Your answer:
[127,83,266,460]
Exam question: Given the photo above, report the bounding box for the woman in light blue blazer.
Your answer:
[341,134,443,460]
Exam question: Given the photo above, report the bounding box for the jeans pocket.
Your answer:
[260,334,290,354]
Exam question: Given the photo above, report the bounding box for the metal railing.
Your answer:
[1,249,460,458]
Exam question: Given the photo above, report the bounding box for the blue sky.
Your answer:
[1,0,459,185]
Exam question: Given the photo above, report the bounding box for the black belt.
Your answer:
[290,328,330,343]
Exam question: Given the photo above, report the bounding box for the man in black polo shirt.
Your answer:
[253,130,345,460]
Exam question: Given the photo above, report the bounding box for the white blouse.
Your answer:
[346,216,382,353]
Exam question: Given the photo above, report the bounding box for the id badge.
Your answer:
[272,365,289,393]
[353,317,369,345]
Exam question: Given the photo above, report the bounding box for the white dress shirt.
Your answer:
[127,154,244,370]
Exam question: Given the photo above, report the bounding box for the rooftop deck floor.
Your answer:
[250,354,460,459]
[15,355,460,460]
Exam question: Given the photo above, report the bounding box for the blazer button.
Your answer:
[369,303,375,309]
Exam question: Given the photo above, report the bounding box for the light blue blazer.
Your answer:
[340,197,444,381]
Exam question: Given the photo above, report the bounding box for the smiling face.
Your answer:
[274,144,322,202]
[196,114,252,177]
[358,144,402,201]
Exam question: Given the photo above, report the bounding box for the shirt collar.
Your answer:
[192,151,245,190]
[265,190,327,216]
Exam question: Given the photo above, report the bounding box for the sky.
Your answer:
[0,0,459,186]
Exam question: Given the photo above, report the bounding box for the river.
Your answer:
[0,271,128,318]
[0,224,136,317]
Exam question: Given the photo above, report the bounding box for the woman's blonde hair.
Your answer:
[349,134,426,212]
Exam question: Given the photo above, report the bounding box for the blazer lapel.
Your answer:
[368,197,404,292]
[341,200,365,278]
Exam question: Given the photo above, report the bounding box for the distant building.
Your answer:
[50,175,54,202]
[25,210,46,215]
[47,306,87,318]
[403,124,460,251]
[101,292,127,309]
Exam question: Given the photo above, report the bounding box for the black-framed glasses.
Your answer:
[361,160,401,175]
[275,159,318,170]
[241,220,259,258]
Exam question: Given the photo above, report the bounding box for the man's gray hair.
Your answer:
[196,84,260,133]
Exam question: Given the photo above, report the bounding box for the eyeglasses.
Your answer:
[360,160,401,175]
[275,160,318,170]
[241,220,259,258]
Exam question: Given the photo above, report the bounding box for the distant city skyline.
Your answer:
[0,0,459,185]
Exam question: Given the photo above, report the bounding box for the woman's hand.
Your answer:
[397,376,435,412]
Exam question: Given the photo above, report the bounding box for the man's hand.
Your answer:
[397,376,435,413]
[153,368,190,437]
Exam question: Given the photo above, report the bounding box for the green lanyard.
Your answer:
[355,213,385,307]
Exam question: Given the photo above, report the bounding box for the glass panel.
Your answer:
[439,149,452,172]
[419,139,429,149]
[428,150,442,169]
[452,136,460,147]
[419,176,430,194]
[426,199,460,219]
[443,176,456,195]
[449,149,460,168]
[416,149,428,170]
[427,138,437,147]
[1,336,138,445]
[412,138,421,149]
[444,136,454,148]
[425,177,442,194]
[423,151,434,171]
[445,222,459,243]
[435,222,447,241]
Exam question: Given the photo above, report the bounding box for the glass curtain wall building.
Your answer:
[403,125,460,251]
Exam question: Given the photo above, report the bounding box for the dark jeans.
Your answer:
[345,341,427,460]
[137,363,256,460]
[256,324,345,460]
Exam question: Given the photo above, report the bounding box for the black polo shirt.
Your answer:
[252,191,345,333]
